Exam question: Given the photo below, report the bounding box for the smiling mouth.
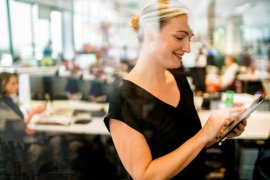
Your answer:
[173,52,183,60]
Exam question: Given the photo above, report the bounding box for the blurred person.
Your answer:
[240,47,253,73]
[89,50,104,75]
[64,69,82,100]
[0,72,46,124]
[88,69,107,103]
[220,55,239,91]
[104,1,247,179]
[0,73,89,168]
[0,72,46,163]
[195,47,207,68]
[41,40,53,66]
[63,57,82,100]
[57,59,71,77]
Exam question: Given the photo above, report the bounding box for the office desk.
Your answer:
[28,100,270,139]
[30,100,108,111]
[28,117,109,135]
[28,100,109,135]
[237,73,270,82]
[237,73,270,94]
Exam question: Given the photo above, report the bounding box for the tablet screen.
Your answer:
[216,95,264,144]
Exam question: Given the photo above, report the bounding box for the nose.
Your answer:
[182,39,191,53]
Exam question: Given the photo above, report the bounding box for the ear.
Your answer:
[144,24,157,42]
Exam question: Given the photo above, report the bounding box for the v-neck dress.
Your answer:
[104,69,206,179]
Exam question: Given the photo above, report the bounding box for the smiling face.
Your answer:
[150,14,193,69]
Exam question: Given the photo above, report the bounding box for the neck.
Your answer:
[126,49,167,86]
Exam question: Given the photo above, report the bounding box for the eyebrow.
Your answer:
[176,30,194,37]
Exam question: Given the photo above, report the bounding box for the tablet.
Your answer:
[216,95,264,144]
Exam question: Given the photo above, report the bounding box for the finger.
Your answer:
[236,121,246,133]
[225,118,231,126]
[238,120,247,129]
[236,123,245,132]
[220,126,227,134]
[241,119,247,126]
[232,127,242,136]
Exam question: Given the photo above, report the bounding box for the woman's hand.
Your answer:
[218,106,247,139]
[226,119,247,138]
[202,106,246,146]
[24,103,47,123]
[33,103,47,114]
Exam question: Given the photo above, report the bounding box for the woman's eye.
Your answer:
[176,36,184,40]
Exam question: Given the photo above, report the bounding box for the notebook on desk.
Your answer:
[34,108,92,126]
[73,108,106,117]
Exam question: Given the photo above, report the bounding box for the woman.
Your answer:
[0,72,46,124]
[104,1,247,179]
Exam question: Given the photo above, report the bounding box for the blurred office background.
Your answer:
[0,0,269,66]
[0,0,270,179]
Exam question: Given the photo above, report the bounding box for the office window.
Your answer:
[73,0,121,51]
[0,0,10,53]
[10,0,32,58]
[33,5,50,60]
[33,7,63,60]
[62,11,74,60]
[74,13,102,51]
[50,10,62,59]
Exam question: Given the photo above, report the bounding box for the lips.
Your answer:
[173,52,183,60]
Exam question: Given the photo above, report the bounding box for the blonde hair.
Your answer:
[130,0,191,42]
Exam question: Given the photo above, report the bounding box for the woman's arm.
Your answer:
[109,107,245,180]
[110,119,209,180]
[24,103,46,123]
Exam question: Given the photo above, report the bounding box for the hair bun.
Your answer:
[130,15,139,32]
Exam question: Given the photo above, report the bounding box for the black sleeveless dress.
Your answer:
[104,69,206,179]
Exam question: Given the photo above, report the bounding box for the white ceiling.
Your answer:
[34,0,270,24]
[121,0,270,33]
[33,0,270,32]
